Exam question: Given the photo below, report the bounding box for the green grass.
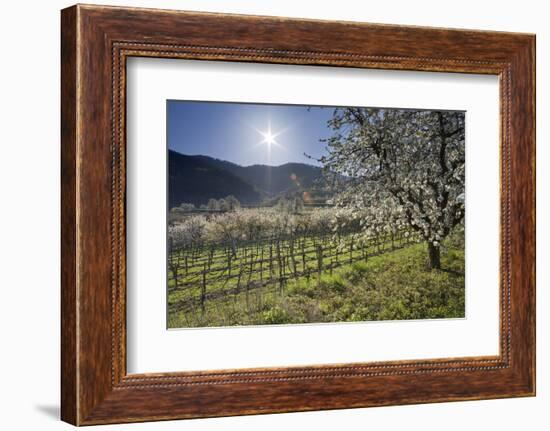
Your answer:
[167,233,465,328]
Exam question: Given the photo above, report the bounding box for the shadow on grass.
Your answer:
[438,267,463,276]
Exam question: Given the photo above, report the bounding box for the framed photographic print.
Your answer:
[61,4,535,425]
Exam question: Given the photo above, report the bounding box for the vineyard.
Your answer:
[166,106,466,328]
[167,207,426,327]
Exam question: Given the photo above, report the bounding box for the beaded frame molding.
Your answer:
[61,4,535,425]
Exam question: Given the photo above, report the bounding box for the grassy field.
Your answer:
[167,232,465,328]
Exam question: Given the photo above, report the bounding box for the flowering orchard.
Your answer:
[166,107,465,327]
[167,207,419,327]
[320,108,465,269]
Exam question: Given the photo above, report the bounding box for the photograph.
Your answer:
[166,101,466,329]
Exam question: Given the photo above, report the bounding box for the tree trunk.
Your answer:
[427,242,441,270]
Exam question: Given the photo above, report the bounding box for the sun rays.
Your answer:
[252,119,286,150]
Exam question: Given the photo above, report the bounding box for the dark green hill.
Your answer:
[168,151,261,208]
[191,155,324,195]
[169,150,326,209]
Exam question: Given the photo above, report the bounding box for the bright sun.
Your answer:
[262,130,276,146]
[252,120,285,153]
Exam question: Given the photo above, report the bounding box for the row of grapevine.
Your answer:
[168,228,417,315]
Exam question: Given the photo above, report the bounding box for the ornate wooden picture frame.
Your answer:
[61,4,535,425]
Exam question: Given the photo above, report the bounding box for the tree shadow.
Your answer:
[439,267,463,277]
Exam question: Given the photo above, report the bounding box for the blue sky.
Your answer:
[167,100,336,167]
